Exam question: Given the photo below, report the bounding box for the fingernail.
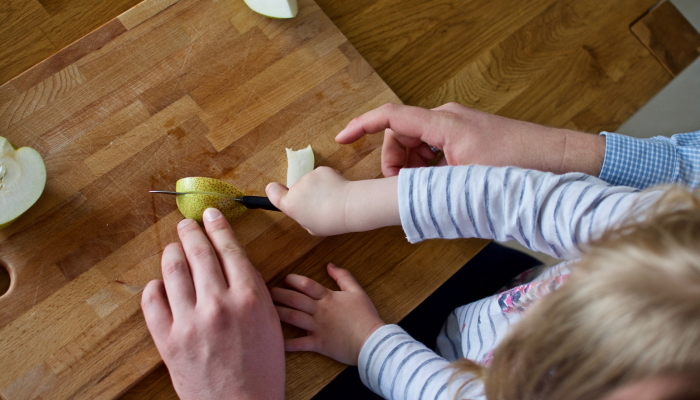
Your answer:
[204,208,222,222]
[178,219,194,228]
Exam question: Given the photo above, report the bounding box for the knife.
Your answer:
[150,190,280,212]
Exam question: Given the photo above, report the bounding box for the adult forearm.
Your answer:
[559,130,606,176]
[472,117,606,177]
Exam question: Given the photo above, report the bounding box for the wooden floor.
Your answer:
[0,0,671,398]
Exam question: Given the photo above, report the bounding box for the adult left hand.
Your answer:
[141,208,285,400]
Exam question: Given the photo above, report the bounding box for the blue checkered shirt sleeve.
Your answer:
[598,131,700,189]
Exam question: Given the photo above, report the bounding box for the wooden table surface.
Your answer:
[1,0,671,399]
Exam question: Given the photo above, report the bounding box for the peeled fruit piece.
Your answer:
[0,137,46,229]
[175,177,247,224]
[286,145,314,187]
[243,0,298,18]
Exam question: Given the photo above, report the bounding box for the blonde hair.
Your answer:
[453,186,700,400]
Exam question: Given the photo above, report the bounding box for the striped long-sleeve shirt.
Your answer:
[358,165,664,400]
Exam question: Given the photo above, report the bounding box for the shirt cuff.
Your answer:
[358,324,412,394]
[598,131,678,189]
[398,168,424,243]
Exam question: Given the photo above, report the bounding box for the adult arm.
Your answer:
[337,103,700,189]
[336,103,606,177]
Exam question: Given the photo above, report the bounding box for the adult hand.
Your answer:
[271,263,385,366]
[141,208,285,400]
[335,102,605,177]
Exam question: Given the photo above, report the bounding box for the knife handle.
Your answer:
[240,196,280,212]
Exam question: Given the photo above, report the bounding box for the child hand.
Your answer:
[266,167,353,236]
[270,263,385,366]
[266,167,400,236]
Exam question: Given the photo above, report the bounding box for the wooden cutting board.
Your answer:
[0,0,485,398]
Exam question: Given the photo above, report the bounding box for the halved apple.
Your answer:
[0,137,46,229]
[243,0,298,18]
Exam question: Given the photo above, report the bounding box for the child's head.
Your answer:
[459,187,700,400]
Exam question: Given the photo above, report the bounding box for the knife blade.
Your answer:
[150,190,280,212]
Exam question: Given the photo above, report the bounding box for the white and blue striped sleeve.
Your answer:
[358,324,485,400]
[599,131,700,189]
[397,165,662,260]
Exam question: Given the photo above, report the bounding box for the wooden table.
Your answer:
[0,0,671,399]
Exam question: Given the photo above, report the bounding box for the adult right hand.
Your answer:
[335,102,605,178]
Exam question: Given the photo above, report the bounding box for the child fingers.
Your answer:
[284,274,328,300]
[270,287,317,314]
[265,183,289,212]
[275,305,317,331]
[327,263,365,293]
[284,336,317,353]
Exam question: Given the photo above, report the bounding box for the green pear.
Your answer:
[0,137,46,229]
[175,177,247,224]
[243,0,298,18]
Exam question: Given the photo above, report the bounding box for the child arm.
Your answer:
[400,165,663,259]
[266,166,400,236]
[358,324,483,400]
[273,264,484,400]
[271,263,385,365]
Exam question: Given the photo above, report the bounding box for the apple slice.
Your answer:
[243,0,298,18]
[175,177,248,224]
[286,144,314,187]
[0,137,46,229]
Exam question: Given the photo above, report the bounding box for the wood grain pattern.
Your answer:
[0,0,486,399]
[320,0,670,125]
[0,0,143,84]
[123,0,672,397]
[0,0,675,398]
[631,0,700,77]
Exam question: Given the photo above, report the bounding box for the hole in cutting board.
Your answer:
[0,260,10,297]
